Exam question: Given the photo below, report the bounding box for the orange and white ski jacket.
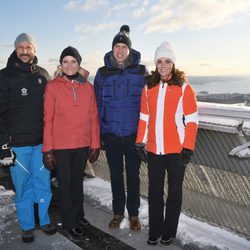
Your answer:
[136,82,198,155]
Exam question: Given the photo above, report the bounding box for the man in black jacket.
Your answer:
[0,33,56,243]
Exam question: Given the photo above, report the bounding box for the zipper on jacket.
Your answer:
[127,79,129,96]
[113,80,116,99]
[72,80,77,101]
[156,83,167,154]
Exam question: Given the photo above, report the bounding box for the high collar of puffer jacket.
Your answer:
[104,48,141,69]
[6,50,38,72]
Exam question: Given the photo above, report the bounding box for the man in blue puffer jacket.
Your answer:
[94,25,147,231]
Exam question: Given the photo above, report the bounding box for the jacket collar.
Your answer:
[104,48,141,69]
[6,50,38,72]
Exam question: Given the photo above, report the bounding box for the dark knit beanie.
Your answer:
[112,25,132,50]
[60,46,82,65]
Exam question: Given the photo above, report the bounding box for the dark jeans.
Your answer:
[103,134,140,217]
[147,152,186,239]
[54,147,89,230]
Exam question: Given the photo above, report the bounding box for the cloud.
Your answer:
[132,0,149,17]
[138,0,250,33]
[48,58,58,63]
[133,7,146,18]
[1,44,13,48]
[130,0,149,8]
[106,2,128,16]
[64,0,109,12]
[74,21,119,36]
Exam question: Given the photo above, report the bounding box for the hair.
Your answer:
[146,65,187,89]
[53,65,89,79]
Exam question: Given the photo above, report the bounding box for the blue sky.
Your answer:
[1,0,250,77]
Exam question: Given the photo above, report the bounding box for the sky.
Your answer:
[1,177,250,250]
[1,0,250,77]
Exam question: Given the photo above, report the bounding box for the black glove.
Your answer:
[0,143,16,166]
[100,134,105,150]
[178,148,193,166]
[135,144,147,163]
[43,151,57,170]
[88,148,100,163]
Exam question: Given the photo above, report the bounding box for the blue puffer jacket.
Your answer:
[94,49,146,137]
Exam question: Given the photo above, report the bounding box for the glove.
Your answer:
[88,148,100,163]
[100,134,105,150]
[178,148,193,166]
[43,151,56,170]
[135,144,147,163]
[0,143,16,166]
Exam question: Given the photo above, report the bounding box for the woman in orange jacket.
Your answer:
[42,46,100,239]
[136,41,198,246]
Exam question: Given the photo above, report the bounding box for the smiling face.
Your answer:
[61,56,79,76]
[15,41,36,64]
[156,57,174,81]
[113,43,130,63]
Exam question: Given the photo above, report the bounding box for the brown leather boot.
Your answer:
[129,216,141,231]
[108,215,125,228]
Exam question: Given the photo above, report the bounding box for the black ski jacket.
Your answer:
[0,51,50,146]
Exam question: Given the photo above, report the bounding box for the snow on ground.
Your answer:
[84,177,250,250]
[0,186,16,242]
[1,177,249,250]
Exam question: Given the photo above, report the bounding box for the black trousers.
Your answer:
[54,147,89,230]
[147,152,186,239]
[103,134,140,217]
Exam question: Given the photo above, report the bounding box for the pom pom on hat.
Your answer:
[154,41,176,65]
[59,46,82,65]
[14,33,37,51]
[112,25,132,50]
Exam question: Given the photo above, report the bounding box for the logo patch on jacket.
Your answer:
[21,88,28,96]
[38,78,42,84]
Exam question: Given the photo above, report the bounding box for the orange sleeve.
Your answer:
[183,84,198,150]
[136,86,149,144]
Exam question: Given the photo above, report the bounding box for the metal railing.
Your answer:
[85,102,250,239]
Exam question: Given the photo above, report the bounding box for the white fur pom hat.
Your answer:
[154,41,176,65]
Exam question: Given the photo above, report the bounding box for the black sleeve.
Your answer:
[0,73,9,144]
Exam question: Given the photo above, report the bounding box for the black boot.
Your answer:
[40,224,57,235]
[160,236,174,245]
[79,217,90,227]
[68,226,84,239]
[22,229,34,243]
[147,236,158,246]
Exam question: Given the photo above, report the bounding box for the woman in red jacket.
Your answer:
[136,41,198,246]
[42,46,100,239]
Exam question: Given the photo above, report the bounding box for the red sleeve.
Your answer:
[89,84,101,149]
[42,82,55,152]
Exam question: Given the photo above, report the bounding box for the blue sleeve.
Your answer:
[94,69,103,131]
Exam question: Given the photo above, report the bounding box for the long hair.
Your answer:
[147,65,187,89]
